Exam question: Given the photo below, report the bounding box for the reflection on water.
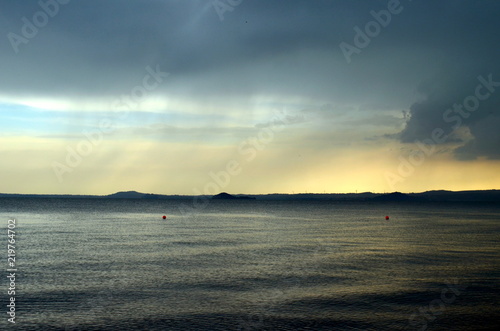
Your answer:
[1,198,499,330]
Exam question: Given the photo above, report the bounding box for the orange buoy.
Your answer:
[385,216,390,220]
[162,215,167,219]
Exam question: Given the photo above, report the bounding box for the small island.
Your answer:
[212,192,256,200]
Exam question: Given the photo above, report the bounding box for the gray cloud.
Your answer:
[394,1,500,159]
[400,67,500,159]
[0,0,428,100]
[1,0,499,159]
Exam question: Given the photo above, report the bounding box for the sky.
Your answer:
[0,0,499,195]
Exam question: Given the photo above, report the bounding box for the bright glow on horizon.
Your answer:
[1,133,499,195]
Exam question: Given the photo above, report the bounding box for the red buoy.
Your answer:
[385,216,390,220]
[162,215,167,219]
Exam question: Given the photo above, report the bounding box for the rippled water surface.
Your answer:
[1,198,499,330]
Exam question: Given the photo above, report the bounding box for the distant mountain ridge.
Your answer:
[0,190,499,202]
[371,192,426,202]
[212,192,255,200]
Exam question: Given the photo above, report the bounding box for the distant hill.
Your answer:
[212,192,255,200]
[371,192,426,202]
[371,190,500,202]
[414,190,500,202]
[106,191,147,199]
[0,190,499,202]
[105,191,190,199]
[247,192,377,201]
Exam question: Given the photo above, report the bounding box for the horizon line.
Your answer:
[1,189,499,197]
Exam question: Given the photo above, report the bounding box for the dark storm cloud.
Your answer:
[380,0,500,160]
[1,0,499,159]
[397,0,500,159]
[0,0,416,99]
[1,1,327,79]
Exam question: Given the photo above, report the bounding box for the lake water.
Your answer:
[1,198,499,330]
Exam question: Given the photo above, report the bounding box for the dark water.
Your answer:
[1,198,499,330]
